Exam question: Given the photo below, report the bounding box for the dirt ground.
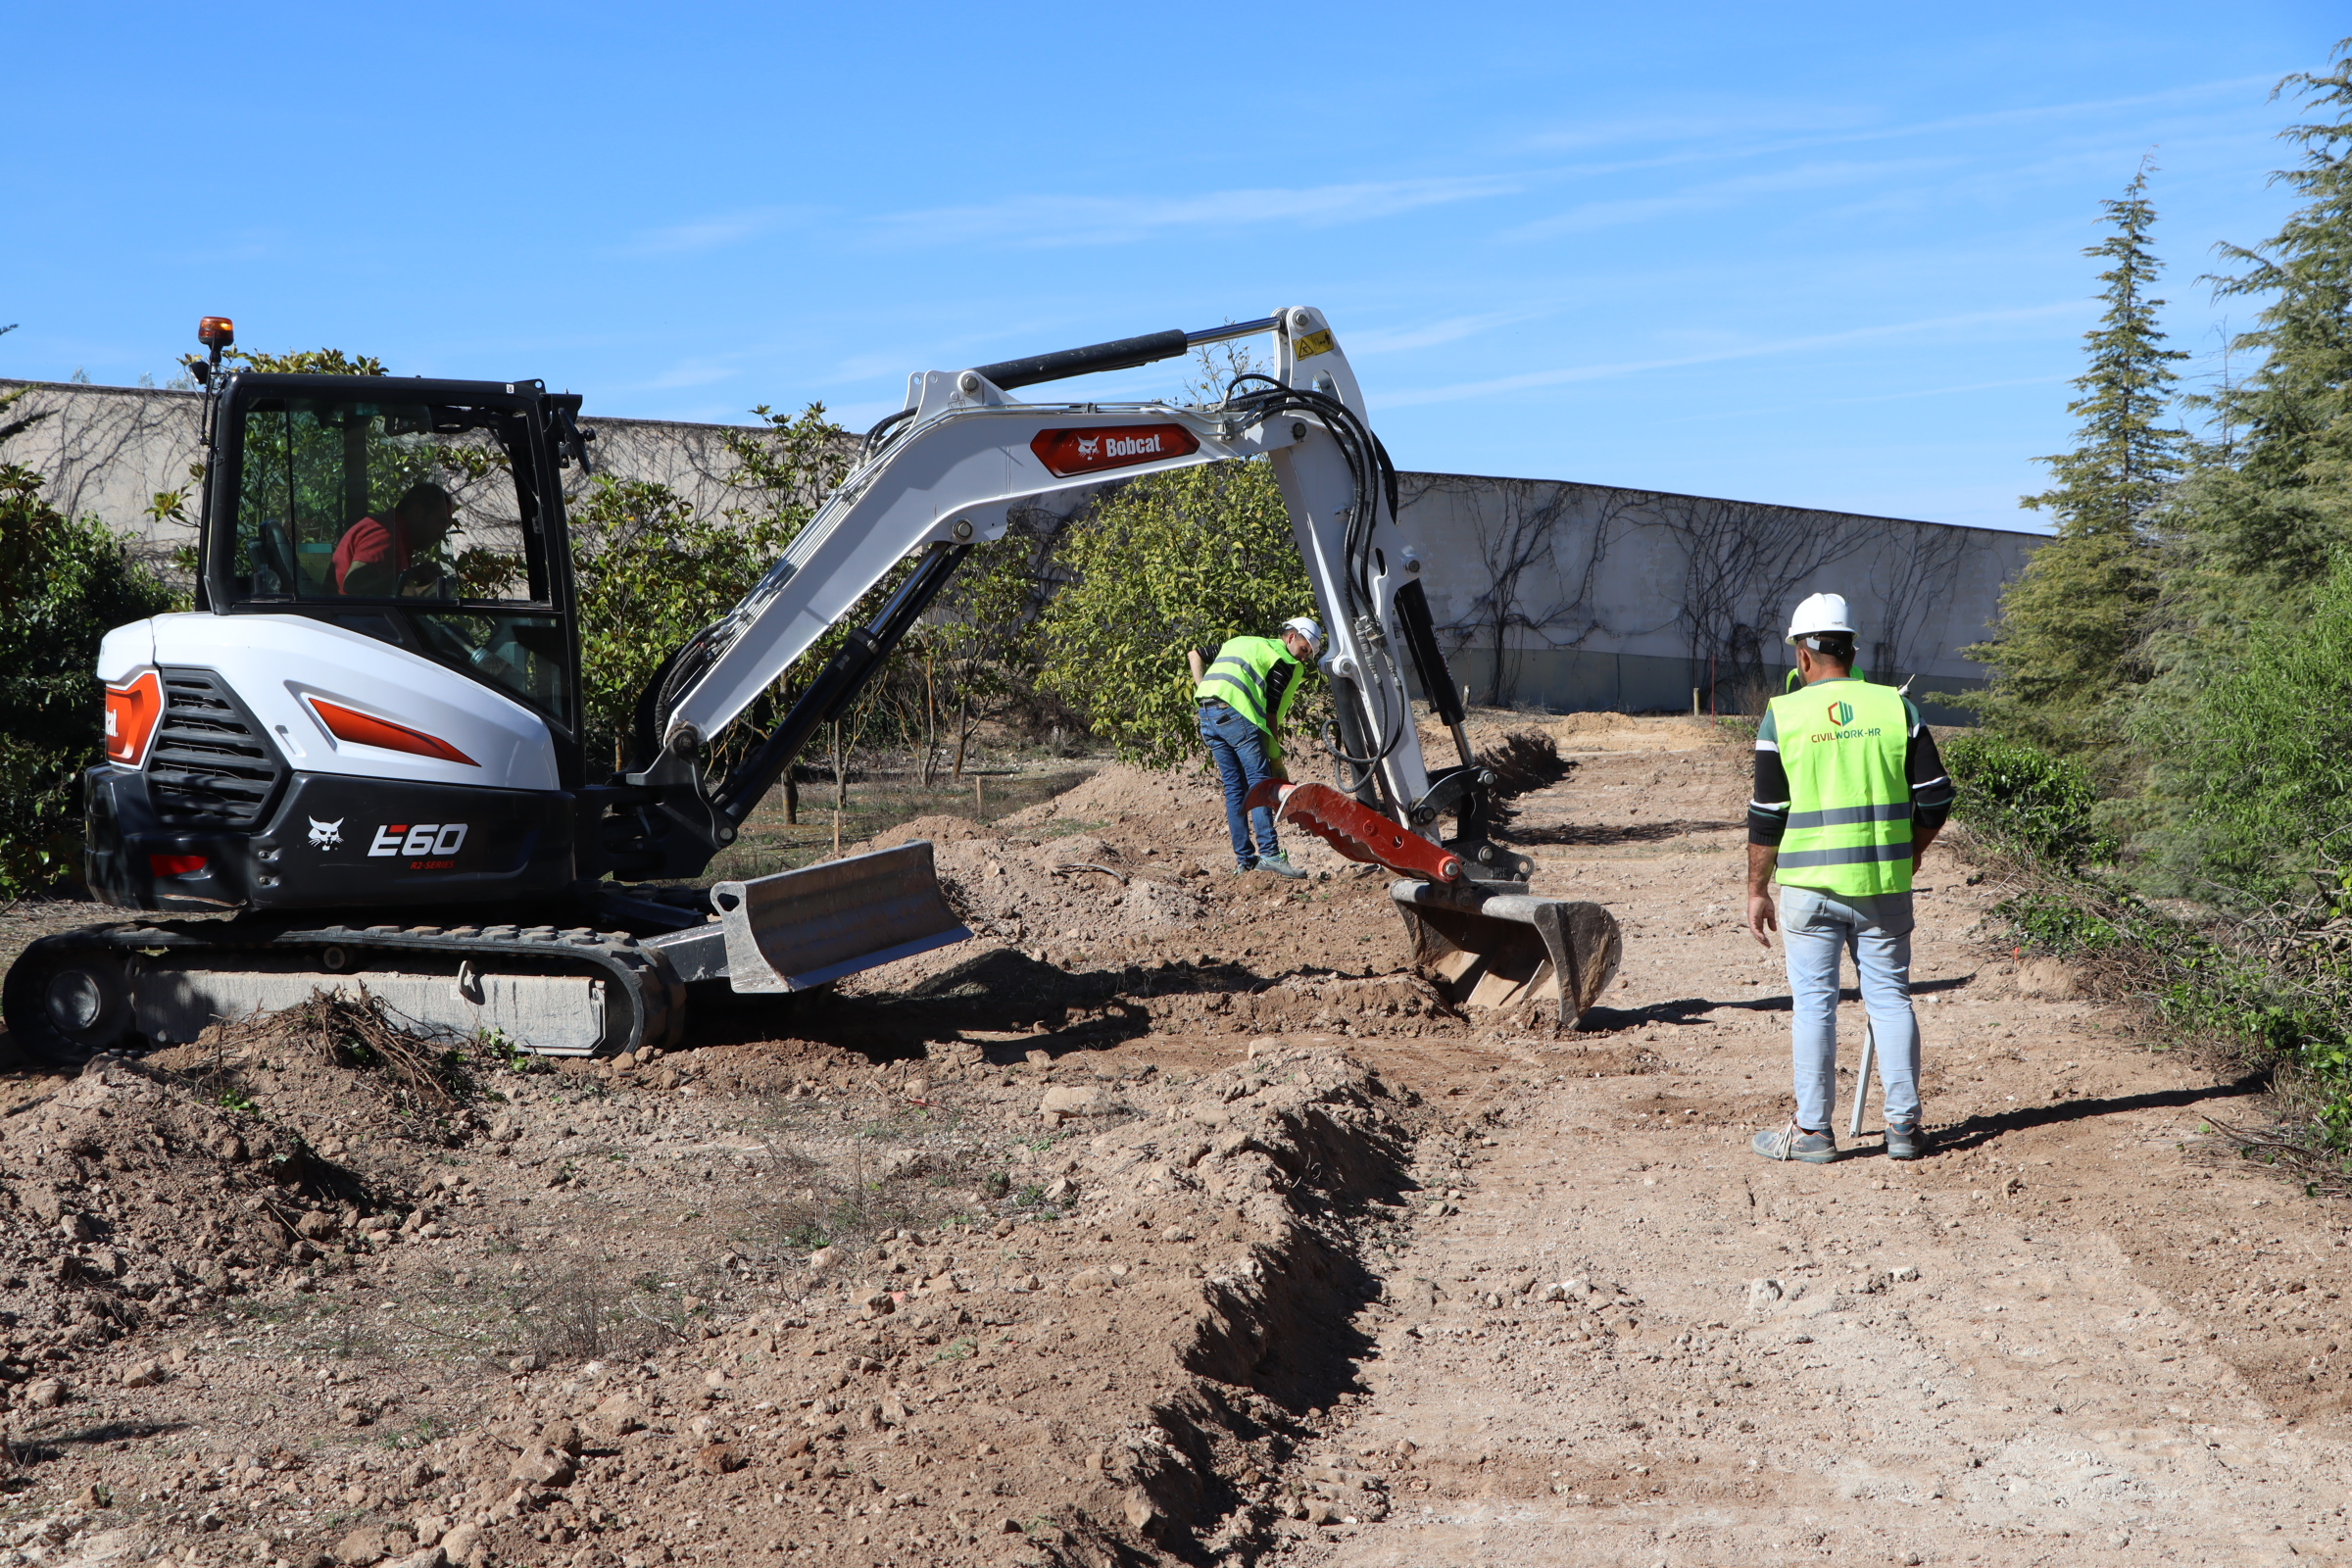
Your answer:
[0,711,2346,1568]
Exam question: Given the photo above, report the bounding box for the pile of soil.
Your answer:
[0,1056,326,1396]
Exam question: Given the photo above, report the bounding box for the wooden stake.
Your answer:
[974,773,984,820]
[832,808,842,859]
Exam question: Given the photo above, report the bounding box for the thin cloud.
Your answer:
[1381,304,2086,409]
[1344,310,1549,355]
[620,207,817,257]
[1525,74,2276,167]
[1504,157,1963,241]
[868,174,1521,249]
[643,357,749,390]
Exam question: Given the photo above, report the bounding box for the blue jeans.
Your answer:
[1199,703,1280,868]
[1781,883,1920,1130]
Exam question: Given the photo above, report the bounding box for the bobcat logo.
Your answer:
[307,817,344,850]
[1075,436,1100,458]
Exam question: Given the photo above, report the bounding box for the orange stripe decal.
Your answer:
[310,699,478,766]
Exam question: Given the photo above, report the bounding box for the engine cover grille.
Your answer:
[148,667,286,830]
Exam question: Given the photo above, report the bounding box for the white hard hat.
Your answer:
[1785,592,1856,645]
[1282,615,1324,657]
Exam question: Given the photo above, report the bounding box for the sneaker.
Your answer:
[1751,1120,1838,1164]
[1885,1119,1931,1160]
[1256,851,1308,880]
[1233,858,1258,874]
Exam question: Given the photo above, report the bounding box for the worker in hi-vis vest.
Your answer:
[1187,617,1321,878]
[1744,593,1955,1164]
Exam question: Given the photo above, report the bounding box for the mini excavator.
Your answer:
[3,310,1622,1063]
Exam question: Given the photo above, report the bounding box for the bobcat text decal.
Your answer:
[1030,423,1201,477]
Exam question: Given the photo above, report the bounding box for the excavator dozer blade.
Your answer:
[1390,878,1623,1031]
[711,841,971,994]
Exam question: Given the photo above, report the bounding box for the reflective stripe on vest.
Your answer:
[1767,679,1914,897]
[1194,636,1300,745]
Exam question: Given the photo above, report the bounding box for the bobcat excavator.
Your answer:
[3,309,1622,1064]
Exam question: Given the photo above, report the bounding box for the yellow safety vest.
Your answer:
[1768,679,1914,897]
[1196,636,1304,764]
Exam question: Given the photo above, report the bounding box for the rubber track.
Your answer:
[10,919,686,1060]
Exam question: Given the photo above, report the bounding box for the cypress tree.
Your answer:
[2188,39,2352,582]
[1964,162,2186,760]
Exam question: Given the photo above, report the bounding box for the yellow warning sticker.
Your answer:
[1293,328,1336,360]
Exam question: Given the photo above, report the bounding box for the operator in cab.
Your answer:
[333,482,456,597]
[1188,617,1321,879]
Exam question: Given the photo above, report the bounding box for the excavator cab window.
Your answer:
[220,391,579,735]
[230,396,540,602]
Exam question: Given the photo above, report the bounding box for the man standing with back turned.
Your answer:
[1745,593,1955,1163]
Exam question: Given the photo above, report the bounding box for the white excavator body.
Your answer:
[6,310,1621,1065]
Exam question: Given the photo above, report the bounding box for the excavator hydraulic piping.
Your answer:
[968,317,1283,393]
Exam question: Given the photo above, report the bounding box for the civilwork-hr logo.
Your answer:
[368,823,468,858]
[1826,699,1855,727]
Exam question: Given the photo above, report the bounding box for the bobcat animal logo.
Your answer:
[1076,436,1099,458]
[307,817,344,850]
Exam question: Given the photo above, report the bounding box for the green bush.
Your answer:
[2140,551,2352,905]
[0,464,178,896]
[1943,731,2116,869]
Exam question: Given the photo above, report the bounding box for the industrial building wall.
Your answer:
[2,379,2036,720]
[1395,470,2038,722]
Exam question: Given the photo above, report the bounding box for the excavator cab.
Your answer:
[201,379,585,758]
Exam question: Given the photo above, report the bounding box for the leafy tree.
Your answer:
[570,404,858,786]
[1038,460,1316,767]
[2186,39,2352,584]
[0,377,176,894]
[1963,163,2186,762]
[2132,551,2352,905]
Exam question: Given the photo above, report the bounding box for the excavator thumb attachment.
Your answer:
[1243,780,1465,883]
[1390,878,1623,1031]
[710,842,971,994]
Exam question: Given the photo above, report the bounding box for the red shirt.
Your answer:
[331,514,409,592]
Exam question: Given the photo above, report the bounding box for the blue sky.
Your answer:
[3,4,2342,530]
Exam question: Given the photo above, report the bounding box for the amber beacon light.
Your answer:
[197,317,234,348]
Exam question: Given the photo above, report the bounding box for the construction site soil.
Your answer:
[0,711,2345,1568]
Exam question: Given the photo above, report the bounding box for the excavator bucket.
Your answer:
[710,842,971,994]
[1240,780,1622,1029]
[1390,879,1623,1031]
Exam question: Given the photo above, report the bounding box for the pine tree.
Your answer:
[2188,39,2352,582]
[1963,162,2186,760]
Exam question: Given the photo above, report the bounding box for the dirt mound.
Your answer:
[396,1045,1416,1567]
[0,1054,343,1399]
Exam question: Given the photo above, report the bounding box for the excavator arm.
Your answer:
[631,310,1431,815]
[612,308,1621,1026]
